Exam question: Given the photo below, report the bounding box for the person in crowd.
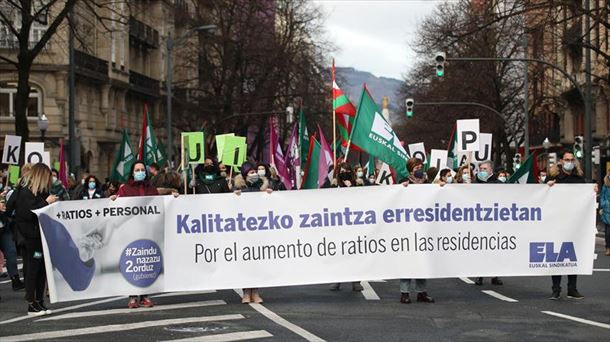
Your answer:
[473,161,503,286]
[456,165,474,184]
[257,163,286,191]
[49,169,70,201]
[599,168,610,256]
[78,175,104,200]
[192,159,230,194]
[104,180,120,198]
[233,161,272,303]
[0,188,25,291]
[111,161,160,308]
[426,167,439,183]
[354,166,369,186]
[149,163,160,183]
[9,163,57,315]
[434,168,453,185]
[367,169,378,185]
[398,158,435,304]
[546,150,586,299]
[497,169,510,183]
[538,170,548,184]
[326,163,364,292]
[70,174,88,200]
[153,168,183,195]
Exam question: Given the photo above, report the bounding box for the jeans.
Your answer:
[0,227,19,277]
[400,279,426,293]
[605,224,610,248]
[551,275,577,291]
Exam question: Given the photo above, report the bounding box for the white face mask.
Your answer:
[357,171,364,178]
[498,176,507,183]
[247,173,260,183]
[445,176,453,184]
[52,176,58,184]
[257,170,266,177]
[539,176,546,183]
[462,174,471,183]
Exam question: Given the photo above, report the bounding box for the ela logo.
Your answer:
[529,242,577,263]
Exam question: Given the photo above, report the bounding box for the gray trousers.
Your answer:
[400,279,426,293]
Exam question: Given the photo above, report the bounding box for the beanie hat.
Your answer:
[240,162,256,178]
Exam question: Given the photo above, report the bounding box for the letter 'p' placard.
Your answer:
[457,119,480,152]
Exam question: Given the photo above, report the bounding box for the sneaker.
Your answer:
[27,302,46,316]
[491,277,503,286]
[549,289,561,300]
[139,296,154,308]
[127,297,139,309]
[329,283,341,291]
[11,276,25,291]
[567,290,584,299]
[399,293,411,304]
[352,282,364,292]
[416,292,435,303]
[37,301,52,315]
[474,277,483,286]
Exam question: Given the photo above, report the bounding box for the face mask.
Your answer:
[202,165,215,173]
[563,162,575,171]
[52,176,58,184]
[540,176,546,183]
[338,172,352,181]
[257,170,266,177]
[356,171,364,178]
[445,176,453,184]
[134,171,146,181]
[514,163,521,170]
[220,171,227,178]
[88,182,96,190]
[369,177,376,183]
[477,171,490,181]
[462,174,471,183]
[498,176,507,183]
[246,173,260,183]
[414,170,425,179]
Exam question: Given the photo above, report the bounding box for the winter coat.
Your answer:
[475,174,499,184]
[194,175,230,194]
[8,186,49,240]
[78,188,105,200]
[548,165,585,184]
[233,174,269,192]
[50,181,70,201]
[599,178,610,225]
[269,177,287,191]
[117,180,159,197]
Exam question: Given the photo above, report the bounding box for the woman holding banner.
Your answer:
[10,163,58,315]
[398,158,435,304]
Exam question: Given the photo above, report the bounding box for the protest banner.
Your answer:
[408,143,427,163]
[2,135,21,165]
[8,165,20,185]
[222,136,247,167]
[35,184,596,303]
[215,133,235,161]
[181,132,205,164]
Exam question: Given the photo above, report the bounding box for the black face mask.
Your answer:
[202,165,215,174]
[338,172,352,181]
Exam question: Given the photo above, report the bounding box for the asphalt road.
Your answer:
[0,238,608,342]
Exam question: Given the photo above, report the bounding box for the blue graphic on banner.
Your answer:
[119,239,163,287]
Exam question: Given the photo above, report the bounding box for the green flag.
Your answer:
[138,107,166,166]
[110,129,136,182]
[447,125,458,169]
[299,108,309,167]
[348,87,408,179]
[302,136,320,189]
[508,154,536,184]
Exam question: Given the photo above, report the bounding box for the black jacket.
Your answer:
[195,176,230,194]
[78,188,105,200]
[9,186,49,240]
[475,174,499,184]
[549,170,585,184]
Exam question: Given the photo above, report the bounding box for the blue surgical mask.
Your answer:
[134,171,146,181]
[477,171,490,181]
[88,182,96,190]
[414,170,425,179]
[563,162,575,171]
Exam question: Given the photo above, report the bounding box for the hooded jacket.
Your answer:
[233,174,269,192]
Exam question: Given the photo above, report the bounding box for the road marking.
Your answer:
[481,290,518,303]
[361,281,380,300]
[152,290,217,298]
[162,330,273,342]
[1,314,245,342]
[368,280,387,283]
[593,268,610,272]
[0,296,125,325]
[542,311,610,329]
[233,290,325,342]
[36,300,226,321]
[459,277,475,284]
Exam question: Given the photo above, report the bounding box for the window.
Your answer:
[0,84,42,118]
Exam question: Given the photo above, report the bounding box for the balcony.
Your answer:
[129,16,159,49]
[74,49,109,82]
[129,71,160,97]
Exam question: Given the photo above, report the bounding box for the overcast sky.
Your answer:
[315,0,443,80]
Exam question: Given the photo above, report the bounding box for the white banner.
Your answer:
[35,185,596,302]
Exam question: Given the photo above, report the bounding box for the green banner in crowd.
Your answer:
[222,136,247,167]
[9,165,20,185]
[215,133,235,160]
[181,132,206,164]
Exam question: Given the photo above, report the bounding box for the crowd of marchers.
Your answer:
[0,149,608,316]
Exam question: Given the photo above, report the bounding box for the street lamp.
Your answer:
[286,106,294,124]
[542,137,551,173]
[166,24,217,167]
[38,114,49,142]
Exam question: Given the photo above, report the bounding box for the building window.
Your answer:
[0,84,42,118]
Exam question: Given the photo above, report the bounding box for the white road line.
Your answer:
[1,314,245,342]
[232,290,325,342]
[459,277,475,284]
[361,281,380,300]
[593,268,610,272]
[36,300,226,322]
[152,290,217,298]
[542,311,610,329]
[481,290,518,303]
[0,296,125,325]
[162,330,273,342]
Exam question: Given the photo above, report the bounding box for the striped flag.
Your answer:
[332,60,360,150]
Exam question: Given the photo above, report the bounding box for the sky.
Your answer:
[314,0,443,80]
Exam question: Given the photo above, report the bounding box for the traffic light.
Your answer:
[513,152,522,170]
[405,98,414,117]
[434,52,446,77]
[573,135,584,159]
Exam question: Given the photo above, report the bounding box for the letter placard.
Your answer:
[25,142,45,165]
[2,135,21,165]
[181,132,205,164]
[457,119,480,152]
[222,136,247,167]
[408,142,427,163]
[429,149,448,172]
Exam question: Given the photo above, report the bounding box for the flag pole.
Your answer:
[332,59,337,169]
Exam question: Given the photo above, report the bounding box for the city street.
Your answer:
[0,237,608,342]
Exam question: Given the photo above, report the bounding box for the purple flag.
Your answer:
[317,125,334,188]
[269,118,292,190]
